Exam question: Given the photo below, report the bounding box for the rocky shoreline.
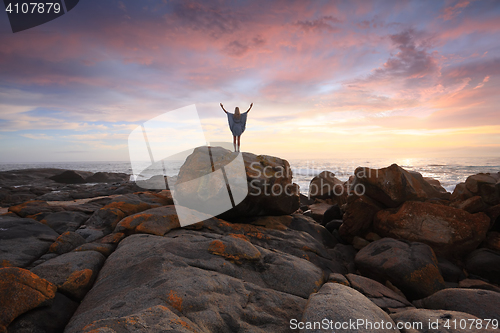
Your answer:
[0,148,499,332]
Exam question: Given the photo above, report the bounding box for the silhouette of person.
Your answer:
[220,103,253,152]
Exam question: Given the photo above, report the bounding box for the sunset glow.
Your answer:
[0,0,499,162]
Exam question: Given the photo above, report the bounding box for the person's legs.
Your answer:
[233,135,237,152]
[237,136,241,152]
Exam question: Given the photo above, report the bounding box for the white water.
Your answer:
[1,157,499,194]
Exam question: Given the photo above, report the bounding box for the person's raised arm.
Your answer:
[220,103,228,113]
[246,103,253,113]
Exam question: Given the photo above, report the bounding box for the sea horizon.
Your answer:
[2,156,499,195]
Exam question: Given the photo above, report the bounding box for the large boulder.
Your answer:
[49,170,93,184]
[374,201,490,259]
[450,182,474,202]
[0,267,57,331]
[413,288,500,320]
[351,164,450,208]
[451,195,488,214]
[0,216,59,268]
[423,176,449,195]
[465,248,500,284]
[308,171,347,205]
[85,172,130,183]
[339,194,384,242]
[299,283,399,332]
[289,214,337,249]
[174,147,300,220]
[451,173,500,206]
[305,202,334,223]
[464,173,500,206]
[355,238,445,300]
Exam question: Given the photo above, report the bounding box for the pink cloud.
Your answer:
[439,0,472,21]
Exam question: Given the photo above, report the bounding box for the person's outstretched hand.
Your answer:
[220,103,223,107]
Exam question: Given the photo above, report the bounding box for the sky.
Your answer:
[0,0,499,162]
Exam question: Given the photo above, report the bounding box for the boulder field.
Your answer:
[0,148,499,332]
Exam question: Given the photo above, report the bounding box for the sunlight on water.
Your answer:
[1,157,499,195]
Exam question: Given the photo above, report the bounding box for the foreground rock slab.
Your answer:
[65,233,309,333]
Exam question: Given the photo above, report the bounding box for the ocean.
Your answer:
[1,157,499,195]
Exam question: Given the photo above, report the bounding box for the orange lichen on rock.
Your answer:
[96,232,125,244]
[115,206,181,236]
[0,260,11,268]
[118,212,155,231]
[73,243,116,257]
[207,237,261,264]
[169,317,198,331]
[208,240,226,255]
[0,267,57,331]
[229,233,250,242]
[7,200,47,216]
[167,290,183,312]
[136,215,179,236]
[246,231,270,240]
[206,220,271,240]
[61,269,93,296]
[301,245,320,255]
[406,263,444,295]
[105,201,151,216]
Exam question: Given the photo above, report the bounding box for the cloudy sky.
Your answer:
[0,0,499,162]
